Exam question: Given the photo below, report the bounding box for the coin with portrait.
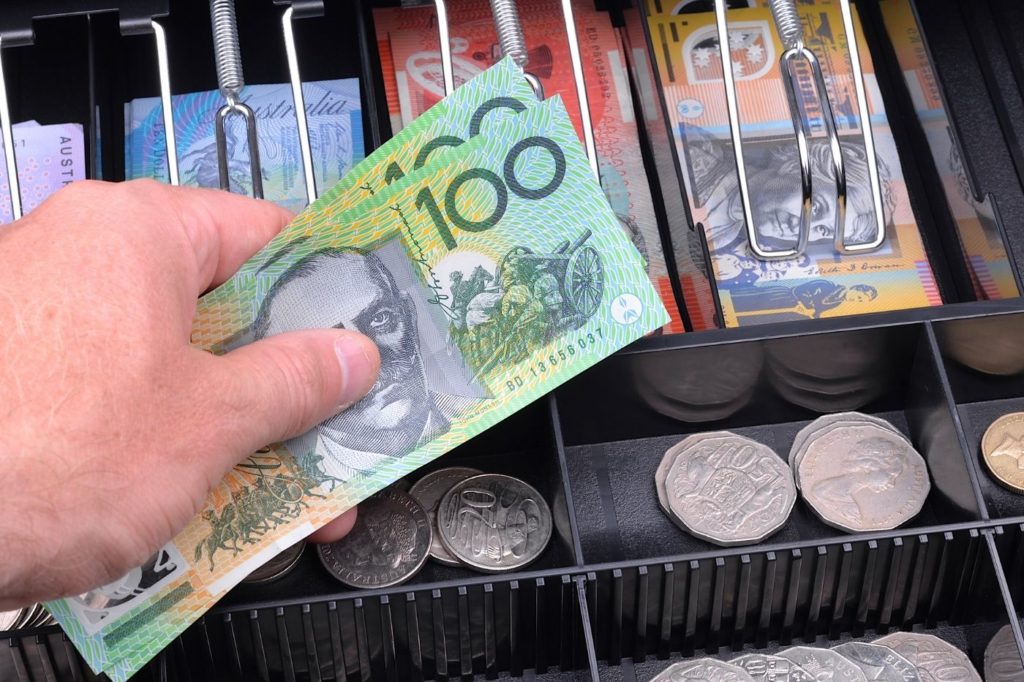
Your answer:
[317,489,431,589]
[875,632,981,682]
[409,466,482,566]
[649,658,754,681]
[832,642,921,682]
[981,413,1024,494]
[798,423,929,532]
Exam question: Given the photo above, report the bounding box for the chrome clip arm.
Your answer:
[435,0,455,95]
[210,0,263,199]
[281,6,316,205]
[0,36,21,220]
[152,21,179,186]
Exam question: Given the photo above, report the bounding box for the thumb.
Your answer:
[203,329,380,460]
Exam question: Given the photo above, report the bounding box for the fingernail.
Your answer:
[334,336,379,409]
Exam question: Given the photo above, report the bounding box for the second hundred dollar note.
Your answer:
[49,95,668,681]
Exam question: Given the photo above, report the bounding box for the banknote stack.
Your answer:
[47,57,667,681]
[648,632,984,681]
[657,412,930,545]
[124,79,364,214]
[316,467,552,588]
[879,0,1018,301]
[0,120,85,224]
[374,0,685,333]
[647,0,944,327]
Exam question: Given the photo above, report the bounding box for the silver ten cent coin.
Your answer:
[833,642,922,682]
[875,632,981,682]
[649,658,755,681]
[317,488,431,589]
[409,467,482,566]
[665,432,796,546]
[437,474,551,573]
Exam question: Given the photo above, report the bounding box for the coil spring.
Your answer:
[769,0,804,49]
[489,0,529,68]
[210,0,244,102]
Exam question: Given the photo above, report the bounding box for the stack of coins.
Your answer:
[790,412,930,533]
[647,632,982,681]
[655,432,797,547]
[241,541,307,585]
[0,604,55,632]
[981,413,1024,495]
[317,468,553,588]
[765,332,892,413]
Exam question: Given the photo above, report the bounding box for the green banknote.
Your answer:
[47,93,667,680]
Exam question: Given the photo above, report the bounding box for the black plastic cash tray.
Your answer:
[4,1,1024,681]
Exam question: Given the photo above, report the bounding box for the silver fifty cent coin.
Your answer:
[437,474,551,573]
[0,609,21,631]
[656,434,709,526]
[833,642,922,682]
[777,646,868,682]
[665,432,796,547]
[985,624,1024,681]
[731,653,815,681]
[797,422,930,532]
[317,488,431,589]
[409,467,482,566]
[243,540,306,584]
[789,412,908,471]
[791,417,909,491]
[875,632,982,682]
[648,658,755,681]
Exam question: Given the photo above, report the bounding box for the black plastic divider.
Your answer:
[583,526,1014,680]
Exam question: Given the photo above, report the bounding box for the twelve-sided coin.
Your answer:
[875,632,982,681]
[777,646,867,682]
[243,540,306,584]
[649,658,754,681]
[731,653,814,681]
[664,432,796,546]
[833,641,921,682]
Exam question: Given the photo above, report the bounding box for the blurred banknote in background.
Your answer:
[375,0,686,333]
[879,0,1018,300]
[125,79,364,214]
[649,3,943,327]
[0,120,85,224]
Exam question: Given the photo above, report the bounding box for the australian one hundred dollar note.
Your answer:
[47,58,668,680]
[125,79,365,214]
[649,1,943,326]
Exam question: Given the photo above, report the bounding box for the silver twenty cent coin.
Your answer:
[985,624,1024,681]
[437,474,551,573]
[649,658,755,681]
[409,467,482,566]
[731,653,815,681]
[875,632,981,682]
[832,642,921,682]
[243,540,306,584]
[665,432,796,546]
[797,422,930,532]
[317,488,431,589]
[777,646,868,682]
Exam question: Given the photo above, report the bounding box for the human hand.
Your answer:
[0,180,380,609]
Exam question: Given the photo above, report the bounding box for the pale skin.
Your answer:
[0,180,381,610]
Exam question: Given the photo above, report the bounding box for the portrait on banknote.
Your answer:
[250,238,487,483]
[65,544,187,635]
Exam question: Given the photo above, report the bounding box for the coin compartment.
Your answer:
[934,311,1024,521]
[555,323,982,565]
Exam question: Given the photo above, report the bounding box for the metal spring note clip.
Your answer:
[714,0,887,260]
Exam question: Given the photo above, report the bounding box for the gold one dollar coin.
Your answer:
[981,412,1024,494]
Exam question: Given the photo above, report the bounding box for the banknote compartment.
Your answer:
[555,322,982,564]
[583,526,1016,680]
